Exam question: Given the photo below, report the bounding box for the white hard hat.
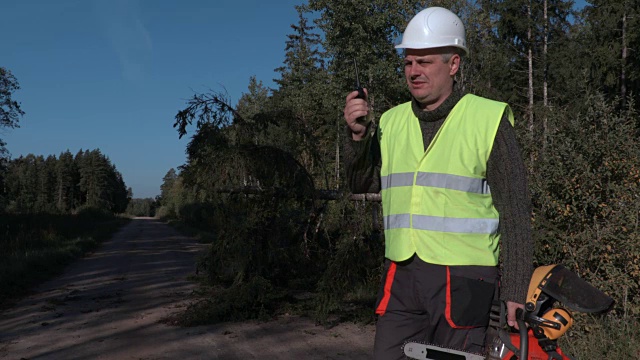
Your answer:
[395,7,468,55]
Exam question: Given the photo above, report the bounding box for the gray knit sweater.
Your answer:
[343,88,533,304]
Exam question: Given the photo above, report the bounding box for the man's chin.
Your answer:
[411,94,431,103]
[411,95,437,110]
[409,88,429,98]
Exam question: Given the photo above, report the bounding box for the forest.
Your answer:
[2,0,639,357]
[2,149,130,214]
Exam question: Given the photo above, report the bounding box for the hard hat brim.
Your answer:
[395,43,469,56]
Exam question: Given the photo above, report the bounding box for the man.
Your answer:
[343,7,533,359]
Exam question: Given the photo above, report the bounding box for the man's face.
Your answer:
[403,48,460,110]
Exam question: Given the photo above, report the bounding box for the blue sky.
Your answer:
[1,0,304,198]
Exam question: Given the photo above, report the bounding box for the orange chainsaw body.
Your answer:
[501,330,570,360]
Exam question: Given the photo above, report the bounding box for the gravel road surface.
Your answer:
[0,218,374,359]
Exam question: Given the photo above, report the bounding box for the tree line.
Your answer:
[1,67,134,216]
[2,149,130,214]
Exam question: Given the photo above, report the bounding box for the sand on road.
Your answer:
[0,218,375,359]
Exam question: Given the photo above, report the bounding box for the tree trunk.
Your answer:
[335,121,340,189]
[543,0,549,154]
[621,10,627,108]
[528,1,535,163]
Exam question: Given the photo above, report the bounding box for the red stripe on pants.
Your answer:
[375,262,397,316]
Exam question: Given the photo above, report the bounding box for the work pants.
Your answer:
[373,255,498,360]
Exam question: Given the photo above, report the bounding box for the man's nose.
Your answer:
[408,62,420,77]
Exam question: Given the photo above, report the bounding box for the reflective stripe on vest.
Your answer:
[384,214,499,234]
[381,172,491,194]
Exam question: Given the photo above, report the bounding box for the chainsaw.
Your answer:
[403,264,614,360]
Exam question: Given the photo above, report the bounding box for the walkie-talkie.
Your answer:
[353,58,366,100]
[353,58,369,123]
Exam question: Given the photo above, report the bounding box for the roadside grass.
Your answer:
[162,218,215,244]
[162,218,378,327]
[560,313,640,359]
[0,211,130,308]
[165,274,357,327]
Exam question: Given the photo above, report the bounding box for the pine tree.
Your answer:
[55,150,79,212]
[76,149,129,212]
[307,0,417,112]
[271,5,331,184]
[159,168,178,204]
[235,76,273,147]
[21,155,39,212]
[582,0,640,108]
[33,155,57,213]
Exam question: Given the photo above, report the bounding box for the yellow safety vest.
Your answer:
[378,94,514,265]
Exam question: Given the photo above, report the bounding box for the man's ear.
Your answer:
[449,54,461,76]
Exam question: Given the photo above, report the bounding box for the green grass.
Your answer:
[0,212,130,308]
[162,216,379,327]
[560,313,640,359]
[165,275,286,326]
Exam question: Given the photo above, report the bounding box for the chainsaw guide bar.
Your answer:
[403,341,486,360]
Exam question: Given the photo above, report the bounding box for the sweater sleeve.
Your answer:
[487,115,534,304]
[343,125,382,194]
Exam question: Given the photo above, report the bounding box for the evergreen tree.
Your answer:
[274,6,325,97]
[106,166,130,213]
[19,155,38,212]
[55,150,79,212]
[271,5,333,185]
[236,76,271,121]
[4,156,32,212]
[307,0,416,113]
[159,168,178,204]
[235,76,274,147]
[0,67,24,157]
[34,155,57,213]
[78,149,109,209]
[582,0,640,108]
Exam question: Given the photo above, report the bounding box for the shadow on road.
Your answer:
[0,218,374,359]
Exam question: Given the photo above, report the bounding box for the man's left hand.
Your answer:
[506,301,525,329]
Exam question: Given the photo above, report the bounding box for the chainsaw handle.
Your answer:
[518,318,528,359]
[498,301,520,355]
[516,308,529,359]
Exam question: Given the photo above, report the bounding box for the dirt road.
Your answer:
[0,218,374,359]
